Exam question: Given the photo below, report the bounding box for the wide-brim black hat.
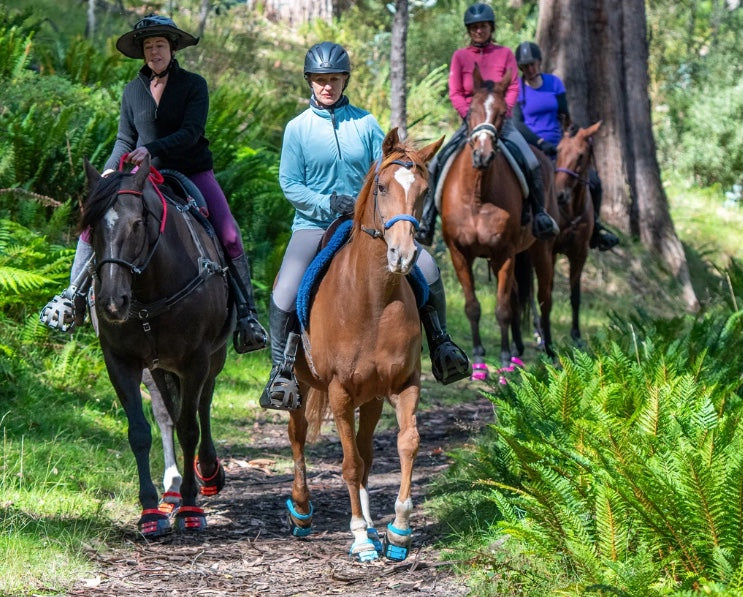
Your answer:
[116,14,199,59]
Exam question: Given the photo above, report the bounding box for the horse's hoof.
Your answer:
[367,527,383,553]
[138,509,171,537]
[383,523,412,561]
[349,539,380,562]
[175,506,207,531]
[157,491,183,515]
[471,362,488,381]
[195,457,225,496]
[286,498,313,537]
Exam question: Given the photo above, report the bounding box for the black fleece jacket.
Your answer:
[104,59,213,175]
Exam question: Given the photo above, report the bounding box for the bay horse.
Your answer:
[82,156,231,536]
[527,121,600,359]
[287,128,443,562]
[439,66,556,379]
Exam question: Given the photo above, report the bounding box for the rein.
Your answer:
[361,157,421,239]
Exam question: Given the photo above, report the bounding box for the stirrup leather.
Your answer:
[430,334,470,385]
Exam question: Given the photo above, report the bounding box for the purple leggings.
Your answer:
[80,169,244,259]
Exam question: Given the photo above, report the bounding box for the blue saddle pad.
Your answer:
[296,220,429,330]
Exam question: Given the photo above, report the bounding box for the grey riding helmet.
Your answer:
[516,41,542,66]
[464,3,495,27]
[304,42,351,90]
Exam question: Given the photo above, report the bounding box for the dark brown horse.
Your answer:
[83,157,231,536]
[527,121,600,358]
[439,66,556,379]
[286,128,443,563]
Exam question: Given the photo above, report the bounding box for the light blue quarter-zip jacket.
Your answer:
[279,98,384,231]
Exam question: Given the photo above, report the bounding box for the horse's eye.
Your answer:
[377,184,387,194]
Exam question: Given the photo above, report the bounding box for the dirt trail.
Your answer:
[69,384,494,596]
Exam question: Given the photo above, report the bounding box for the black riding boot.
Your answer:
[420,278,470,385]
[259,298,301,410]
[528,165,559,240]
[416,189,438,247]
[39,238,94,332]
[229,254,268,354]
[588,170,619,251]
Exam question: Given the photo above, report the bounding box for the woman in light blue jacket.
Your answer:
[260,42,469,411]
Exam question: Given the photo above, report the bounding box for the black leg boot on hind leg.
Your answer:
[421,278,470,385]
[259,299,301,410]
[229,254,268,353]
[528,166,559,240]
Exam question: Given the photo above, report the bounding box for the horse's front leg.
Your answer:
[385,380,421,562]
[102,352,165,535]
[447,244,484,378]
[494,257,516,367]
[568,249,589,345]
[530,248,557,360]
[356,397,385,551]
[329,380,377,562]
[286,384,312,537]
[195,371,226,498]
[143,369,182,512]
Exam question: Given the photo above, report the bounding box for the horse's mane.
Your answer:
[81,171,130,231]
[352,142,429,234]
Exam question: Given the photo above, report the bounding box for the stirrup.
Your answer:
[39,290,76,332]
[591,226,619,251]
[431,335,470,385]
[233,311,268,354]
[260,365,301,410]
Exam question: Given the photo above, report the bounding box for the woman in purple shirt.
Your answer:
[513,41,619,251]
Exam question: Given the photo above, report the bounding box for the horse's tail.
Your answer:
[515,250,533,329]
[305,388,330,442]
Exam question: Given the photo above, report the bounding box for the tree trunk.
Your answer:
[537,0,698,310]
[197,0,210,38]
[248,0,335,24]
[390,0,409,138]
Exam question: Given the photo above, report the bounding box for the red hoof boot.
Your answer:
[175,506,207,531]
[195,457,225,496]
[138,509,171,537]
[158,491,183,515]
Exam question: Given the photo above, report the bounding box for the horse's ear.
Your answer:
[84,158,101,189]
[419,136,445,166]
[133,155,151,189]
[473,63,483,89]
[382,127,401,156]
[496,68,512,94]
[584,120,602,138]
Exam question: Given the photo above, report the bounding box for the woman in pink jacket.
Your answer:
[417,2,558,246]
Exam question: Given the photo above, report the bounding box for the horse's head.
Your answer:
[355,127,443,274]
[466,65,510,170]
[554,121,602,207]
[83,156,162,323]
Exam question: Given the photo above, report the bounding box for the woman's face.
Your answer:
[309,73,348,106]
[520,61,542,83]
[143,36,173,73]
[467,21,493,45]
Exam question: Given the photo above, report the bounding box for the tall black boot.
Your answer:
[528,165,559,240]
[259,298,301,410]
[40,238,94,332]
[588,169,619,251]
[228,254,268,354]
[420,278,470,385]
[415,189,438,246]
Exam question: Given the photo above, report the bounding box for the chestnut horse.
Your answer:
[527,121,601,358]
[287,128,443,563]
[440,66,556,378]
[83,157,230,536]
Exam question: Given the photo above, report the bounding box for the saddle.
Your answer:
[296,218,429,331]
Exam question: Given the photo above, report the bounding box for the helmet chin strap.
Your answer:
[150,58,174,80]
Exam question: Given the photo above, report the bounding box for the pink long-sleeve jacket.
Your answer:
[448,43,520,119]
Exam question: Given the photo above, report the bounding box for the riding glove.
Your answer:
[330,192,356,215]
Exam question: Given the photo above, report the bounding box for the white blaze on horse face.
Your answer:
[474,95,496,143]
[393,165,416,203]
[104,207,120,230]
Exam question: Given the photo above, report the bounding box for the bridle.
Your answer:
[361,156,422,239]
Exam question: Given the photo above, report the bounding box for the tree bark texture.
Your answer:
[248,0,335,25]
[537,0,698,310]
[390,0,409,139]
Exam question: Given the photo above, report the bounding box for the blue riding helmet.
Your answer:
[464,3,495,27]
[304,42,351,76]
[116,13,199,59]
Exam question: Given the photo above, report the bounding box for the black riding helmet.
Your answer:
[516,41,542,66]
[463,3,495,28]
[304,42,351,92]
